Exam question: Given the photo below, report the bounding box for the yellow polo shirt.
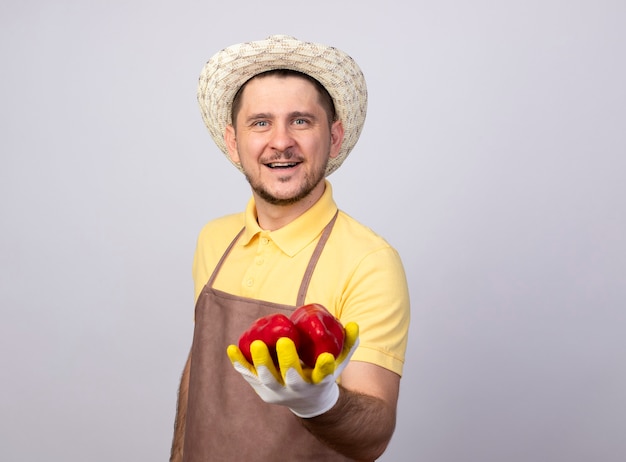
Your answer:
[192,181,410,376]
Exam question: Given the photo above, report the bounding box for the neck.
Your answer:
[254,183,326,231]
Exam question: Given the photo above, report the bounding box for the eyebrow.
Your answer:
[244,111,319,123]
[246,112,272,121]
[289,111,318,120]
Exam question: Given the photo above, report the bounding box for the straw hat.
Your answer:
[197,35,368,176]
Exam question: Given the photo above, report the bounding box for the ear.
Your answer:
[224,125,240,163]
[329,120,345,159]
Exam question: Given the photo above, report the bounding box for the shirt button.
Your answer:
[261,237,269,245]
[246,278,254,287]
[256,257,264,265]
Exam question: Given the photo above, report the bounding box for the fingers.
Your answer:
[311,352,336,384]
[226,341,283,384]
[228,322,360,388]
[276,337,307,383]
[335,322,360,365]
[343,322,359,351]
[250,340,282,384]
[226,344,256,376]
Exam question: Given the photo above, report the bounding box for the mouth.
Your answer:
[265,161,300,169]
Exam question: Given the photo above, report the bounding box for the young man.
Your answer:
[171,35,410,462]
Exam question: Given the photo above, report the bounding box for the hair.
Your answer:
[230,69,337,128]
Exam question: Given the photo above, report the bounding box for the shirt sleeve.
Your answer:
[339,246,411,376]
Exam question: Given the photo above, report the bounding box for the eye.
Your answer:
[254,120,269,127]
[294,118,308,125]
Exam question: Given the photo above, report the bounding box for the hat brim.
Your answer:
[197,35,368,176]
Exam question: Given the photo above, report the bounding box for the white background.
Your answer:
[1,1,625,460]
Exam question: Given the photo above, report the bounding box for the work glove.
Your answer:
[227,322,359,418]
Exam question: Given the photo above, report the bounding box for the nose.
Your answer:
[269,122,295,152]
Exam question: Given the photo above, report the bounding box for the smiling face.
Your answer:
[225,74,344,210]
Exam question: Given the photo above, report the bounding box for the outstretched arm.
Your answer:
[228,324,401,462]
[300,361,400,462]
[170,351,191,462]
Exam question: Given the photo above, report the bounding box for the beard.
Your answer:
[242,153,329,206]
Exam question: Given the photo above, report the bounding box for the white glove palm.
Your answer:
[227,322,359,418]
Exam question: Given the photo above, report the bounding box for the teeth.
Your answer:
[268,162,297,168]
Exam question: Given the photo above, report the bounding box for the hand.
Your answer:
[227,322,359,418]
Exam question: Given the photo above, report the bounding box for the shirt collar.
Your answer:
[240,180,338,257]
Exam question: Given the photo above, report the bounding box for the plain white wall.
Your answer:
[1,1,625,460]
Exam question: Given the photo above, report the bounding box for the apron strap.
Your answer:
[296,210,339,306]
[207,227,245,288]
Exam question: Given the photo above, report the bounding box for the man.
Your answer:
[171,35,410,462]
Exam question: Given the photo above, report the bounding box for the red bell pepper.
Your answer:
[238,313,301,366]
[290,303,345,368]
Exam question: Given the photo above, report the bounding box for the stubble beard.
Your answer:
[243,155,329,206]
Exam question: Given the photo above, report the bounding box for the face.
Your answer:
[225,75,344,207]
